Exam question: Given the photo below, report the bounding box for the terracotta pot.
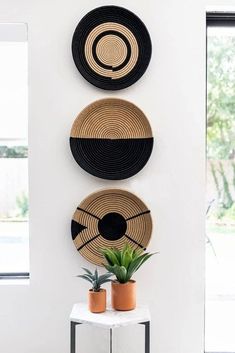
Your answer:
[88,289,106,313]
[111,280,136,311]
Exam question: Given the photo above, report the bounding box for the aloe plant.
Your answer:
[77,268,113,292]
[101,243,156,284]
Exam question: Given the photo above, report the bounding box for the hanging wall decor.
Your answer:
[71,189,152,265]
[71,5,152,90]
[70,98,154,180]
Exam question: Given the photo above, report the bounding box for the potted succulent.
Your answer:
[77,268,113,313]
[101,244,155,311]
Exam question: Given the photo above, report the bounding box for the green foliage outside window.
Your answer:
[0,146,28,158]
[16,192,28,218]
[208,36,235,221]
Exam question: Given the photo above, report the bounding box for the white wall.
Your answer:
[0,0,208,352]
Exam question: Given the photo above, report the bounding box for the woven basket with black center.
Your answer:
[71,189,152,265]
[72,5,152,90]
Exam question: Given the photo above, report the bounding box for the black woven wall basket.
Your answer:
[71,189,152,265]
[70,98,154,180]
[71,5,152,90]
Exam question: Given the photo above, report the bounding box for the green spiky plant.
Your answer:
[77,268,113,292]
[101,243,156,284]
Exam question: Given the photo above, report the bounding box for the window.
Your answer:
[206,13,235,353]
[0,24,29,279]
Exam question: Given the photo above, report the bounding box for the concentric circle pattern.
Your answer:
[71,189,152,265]
[72,6,152,90]
[70,98,154,180]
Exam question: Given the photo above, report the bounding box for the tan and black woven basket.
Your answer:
[72,5,152,90]
[70,98,154,180]
[71,189,152,265]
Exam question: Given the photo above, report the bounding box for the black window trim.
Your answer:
[0,272,29,280]
[207,11,235,26]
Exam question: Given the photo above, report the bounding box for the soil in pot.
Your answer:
[111,280,136,311]
[88,288,106,313]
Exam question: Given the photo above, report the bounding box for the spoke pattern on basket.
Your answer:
[77,234,100,251]
[125,210,150,221]
[124,234,145,249]
[77,207,101,220]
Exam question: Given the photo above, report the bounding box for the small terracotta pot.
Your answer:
[111,280,136,311]
[88,289,106,313]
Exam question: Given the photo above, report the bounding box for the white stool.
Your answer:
[70,303,151,353]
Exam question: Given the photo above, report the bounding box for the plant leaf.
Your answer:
[133,248,143,259]
[82,267,93,275]
[111,248,122,265]
[99,278,113,285]
[127,253,155,280]
[114,265,127,283]
[98,272,113,282]
[121,247,132,269]
[101,248,120,266]
[77,273,93,280]
[93,279,100,291]
[95,268,98,282]
[101,246,157,283]
[82,267,95,280]
[77,274,93,284]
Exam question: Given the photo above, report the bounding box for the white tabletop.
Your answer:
[70,303,150,329]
